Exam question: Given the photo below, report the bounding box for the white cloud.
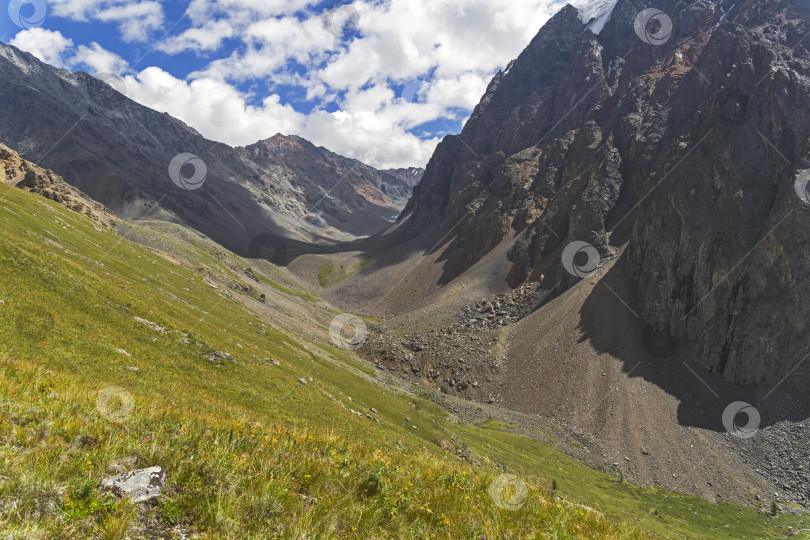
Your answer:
[141,0,574,166]
[157,19,236,54]
[186,0,316,20]
[9,28,73,67]
[94,1,164,42]
[122,67,304,144]
[72,42,128,74]
[11,29,128,75]
[119,66,440,168]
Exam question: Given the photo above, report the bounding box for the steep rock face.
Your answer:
[627,1,810,389]
[0,42,415,251]
[394,0,810,389]
[379,167,424,201]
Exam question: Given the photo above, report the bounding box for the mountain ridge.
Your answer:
[0,41,423,252]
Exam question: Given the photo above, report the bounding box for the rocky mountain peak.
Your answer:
[388,0,810,390]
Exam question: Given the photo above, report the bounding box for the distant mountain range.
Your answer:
[0,41,423,253]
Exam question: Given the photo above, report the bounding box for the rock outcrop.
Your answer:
[237,134,422,237]
[0,142,116,226]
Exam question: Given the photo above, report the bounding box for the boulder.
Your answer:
[101,466,166,503]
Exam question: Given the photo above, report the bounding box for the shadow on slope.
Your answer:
[579,250,810,432]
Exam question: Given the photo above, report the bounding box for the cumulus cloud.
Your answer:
[10,28,73,67]
[149,0,574,166]
[73,42,129,74]
[119,66,441,168]
[157,19,236,54]
[11,29,128,75]
[94,1,164,42]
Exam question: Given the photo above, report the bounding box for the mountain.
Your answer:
[304,0,810,509]
[382,0,810,391]
[0,41,422,253]
[3,0,810,535]
[236,134,422,237]
[378,166,424,200]
[0,149,661,538]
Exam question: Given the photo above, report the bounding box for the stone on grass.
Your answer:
[206,351,232,364]
[101,466,166,503]
[133,317,166,334]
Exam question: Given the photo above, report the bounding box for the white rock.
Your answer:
[101,466,166,503]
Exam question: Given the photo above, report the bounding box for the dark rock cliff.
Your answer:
[395,0,810,389]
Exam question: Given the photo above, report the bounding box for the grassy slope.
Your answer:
[0,184,804,538]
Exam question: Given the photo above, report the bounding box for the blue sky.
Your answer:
[1,0,581,168]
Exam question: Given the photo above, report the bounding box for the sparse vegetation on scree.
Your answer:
[0,184,806,538]
[318,259,373,288]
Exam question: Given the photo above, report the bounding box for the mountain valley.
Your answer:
[1,0,809,538]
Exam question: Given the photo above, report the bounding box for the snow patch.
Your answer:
[0,45,32,75]
[572,0,619,35]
